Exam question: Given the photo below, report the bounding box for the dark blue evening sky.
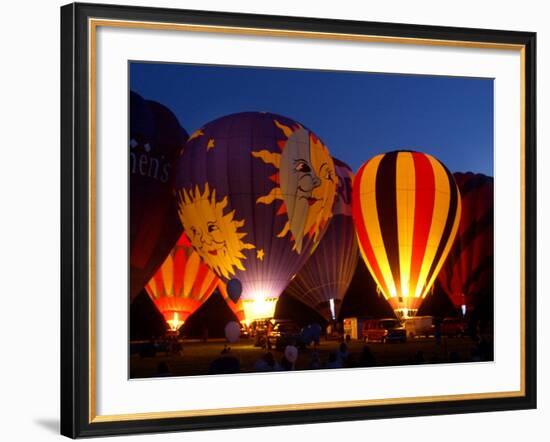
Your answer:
[130,62,493,176]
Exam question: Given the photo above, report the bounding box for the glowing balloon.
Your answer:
[174,112,337,322]
[284,345,298,364]
[224,321,241,343]
[286,158,358,321]
[352,150,462,319]
[218,281,246,323]
[145,233,219,331]
[226,279,243,303]
[438,172,493,312]
[130,91,188,301]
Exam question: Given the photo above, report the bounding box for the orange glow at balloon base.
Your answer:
[394,308,418,319]
[242,297,277,322]
[165,311,185,331]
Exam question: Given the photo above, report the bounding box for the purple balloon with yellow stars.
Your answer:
[173,112,337,322]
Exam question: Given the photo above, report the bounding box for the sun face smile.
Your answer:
[252,119,337,254]
[177,183,255,279]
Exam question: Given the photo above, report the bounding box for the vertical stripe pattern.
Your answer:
[352,151,461,317]
[145,233,219,326]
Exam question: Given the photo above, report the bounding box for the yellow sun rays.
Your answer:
[177,183,254,280]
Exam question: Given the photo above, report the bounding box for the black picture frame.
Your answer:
[61,2,537,438]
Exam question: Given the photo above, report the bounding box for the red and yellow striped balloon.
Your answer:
[217,281,246,323]
[352,150,461,318]
[145,233,219,331]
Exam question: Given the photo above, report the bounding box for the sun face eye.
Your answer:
[207,222,219,233]
[295,160,311,174]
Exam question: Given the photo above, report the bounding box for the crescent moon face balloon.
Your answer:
[352,150,461,319]
[130,91,188,302]
[437,172,493,312]
[173,112,337,322]
[286,158,359,322]
[145,233,219,331]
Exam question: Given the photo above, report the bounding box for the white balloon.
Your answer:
[224,321,241,343]
[284,345,298,363]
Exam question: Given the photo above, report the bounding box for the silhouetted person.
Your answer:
[208,348,240,375]
[412,350,425,364]
[326,352,342,369]
[308,350,321,369]
[359,345,376,367]
[280,355,294,371]
[254,352,280,372]
[338,342,349,363]
[449,351,461,363]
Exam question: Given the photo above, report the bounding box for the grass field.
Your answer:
[130,336,490,378]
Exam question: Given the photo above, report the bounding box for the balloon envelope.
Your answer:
[286,158,358,321]
[224,321,241,343]
[130,91,188,301]
[437,172,493,310]
[352,150,462,319]
[284,345,298,364]
[174,112,337,322]
[218,282,246,323]
[145,233,219,331]
[226,278,243,303]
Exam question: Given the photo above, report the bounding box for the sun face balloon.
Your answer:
[352,150,461,319]
[130,91,187,302]
[438,172,493,313]
[174,112,337,322]
[177,183,255,279]
[286,158,359,321]
[145,233,219,331]
[253,121,337,253]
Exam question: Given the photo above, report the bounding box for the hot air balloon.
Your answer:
[173,112,337,322]
[218,282,246,323]
[145,233,219,331]
[437,172,493,314]
[286,158,359,321]
[352,150,462,319]
[130,91,188,302]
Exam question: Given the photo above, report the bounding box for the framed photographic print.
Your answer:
[60,2,537,438]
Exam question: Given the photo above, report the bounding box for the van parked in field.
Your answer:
[363,318,406,343]
[403,316,435,338]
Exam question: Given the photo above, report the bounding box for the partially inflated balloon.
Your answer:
[226,279,243,303]
[174,112,337,322]
[224,321,241,343]
[284,345,298,364]
[352,150,461,319]
[218,281,246,323]
[145,233,219,331]
[438,172,493,312]
[130,91,188,301]
[286,158,358,321]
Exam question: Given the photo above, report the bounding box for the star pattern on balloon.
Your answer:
[207,138,215,150]
[189,129,204,141]
[256,249,265,261]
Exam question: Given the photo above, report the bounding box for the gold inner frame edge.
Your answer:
[87,17,527,423]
